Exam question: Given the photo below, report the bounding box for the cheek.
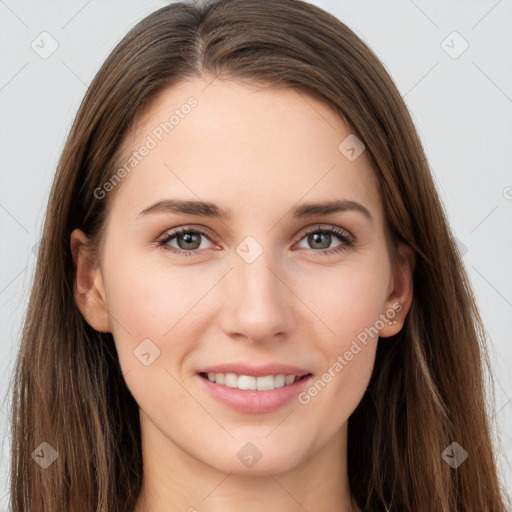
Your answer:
[101,249,215,372]
[299,257,389,345]
[297,297,379,439]
[295,260,389,411]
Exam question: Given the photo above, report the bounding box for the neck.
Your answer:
[132,414,356,512]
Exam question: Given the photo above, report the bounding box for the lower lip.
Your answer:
[197,374,313,414]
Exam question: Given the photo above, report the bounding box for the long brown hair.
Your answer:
[6,0,508,510]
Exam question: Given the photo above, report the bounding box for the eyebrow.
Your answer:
[138,198,373,223]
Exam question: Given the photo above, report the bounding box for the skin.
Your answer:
[71,76,414,512]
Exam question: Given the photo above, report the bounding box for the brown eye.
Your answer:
[174,230,202,250]
[158,227,215,255]
[296,226,354,255]
[306,232,332,250]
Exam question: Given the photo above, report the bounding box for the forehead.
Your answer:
[110,77,383,226]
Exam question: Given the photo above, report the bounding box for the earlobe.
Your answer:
[379,243,415,338]
[70,229,112,333]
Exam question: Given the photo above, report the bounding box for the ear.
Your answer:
[378,243,415,338]
[70,229,112,332]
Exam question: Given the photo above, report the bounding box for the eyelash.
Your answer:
[156,225,355,257]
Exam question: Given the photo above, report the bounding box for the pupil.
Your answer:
[310,232,330,249]
[178,232,200,250]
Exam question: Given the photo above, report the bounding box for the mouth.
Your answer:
[196,370,314,413]
[198,372,312,391]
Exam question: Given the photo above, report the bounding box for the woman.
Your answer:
[7,0,508,510]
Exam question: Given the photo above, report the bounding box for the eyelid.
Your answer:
[157,224,219,244]
[295,224,354,244]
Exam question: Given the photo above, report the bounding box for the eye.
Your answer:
[157,224,355,257]
[157,226,217,256]
[295,225,354,255]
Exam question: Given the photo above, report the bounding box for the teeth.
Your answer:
[205,372,301,390]
[284,375,295,385]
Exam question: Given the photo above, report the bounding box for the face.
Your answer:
[72,77,412,478]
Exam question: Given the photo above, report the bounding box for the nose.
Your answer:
[218,250,296,344]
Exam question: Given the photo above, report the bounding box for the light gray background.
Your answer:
[1,0,511,508]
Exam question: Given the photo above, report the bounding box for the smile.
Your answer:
[197,372,314,414]
[199,372,308,391]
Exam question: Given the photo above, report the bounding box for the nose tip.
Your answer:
[219,256,295,343]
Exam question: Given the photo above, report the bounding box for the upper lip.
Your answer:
[198,363,312,378]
